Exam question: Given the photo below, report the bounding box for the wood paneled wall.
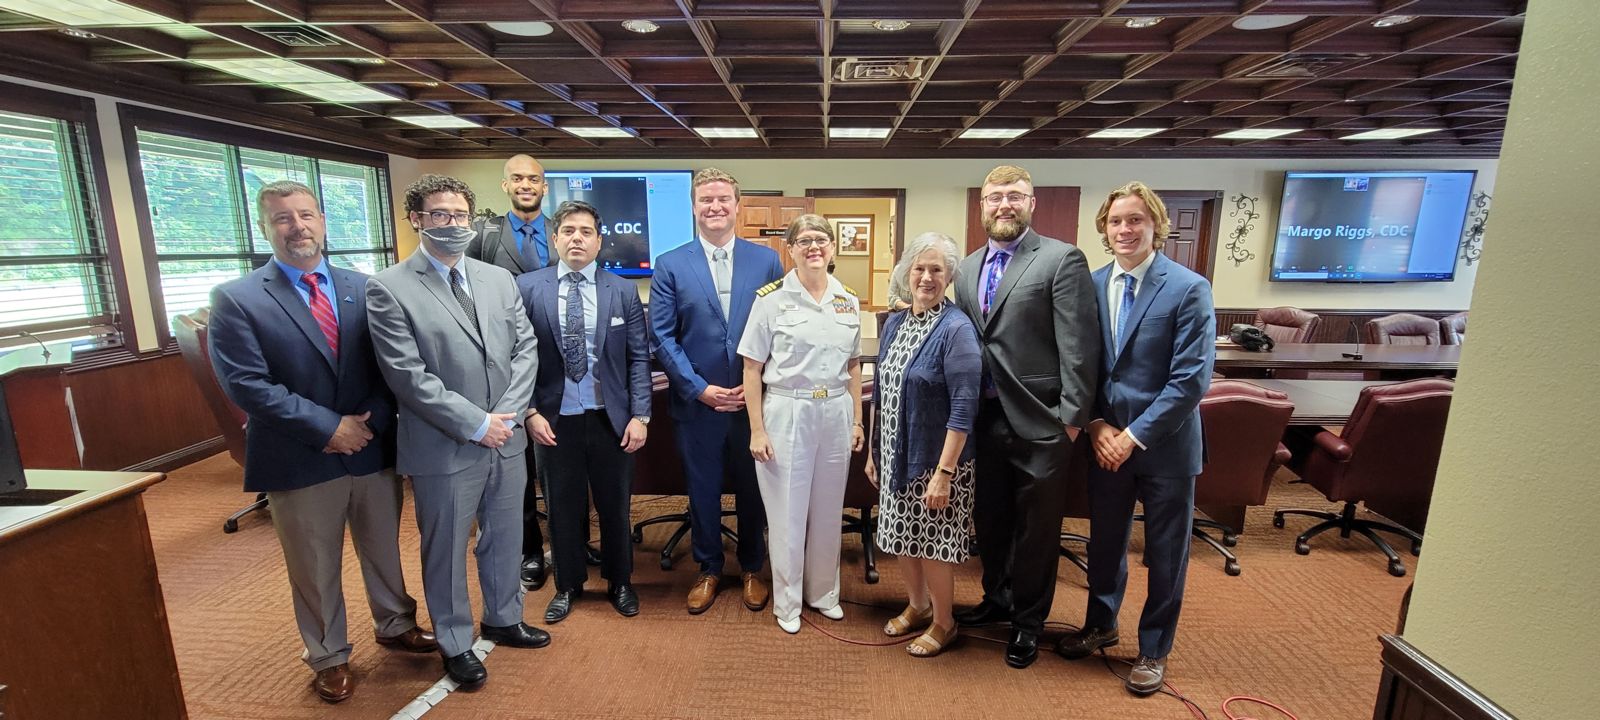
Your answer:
[1218,308,1466,344]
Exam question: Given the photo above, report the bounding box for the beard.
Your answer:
[510,193,543,215]
[284,236,323,260]
[982,208,1031,243]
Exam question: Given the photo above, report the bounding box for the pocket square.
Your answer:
[609,316,625,326]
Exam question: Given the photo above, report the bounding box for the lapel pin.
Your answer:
[343,296,354,303]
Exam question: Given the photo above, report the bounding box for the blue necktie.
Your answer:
[562,272,587,382]
[520,224,547,269]
[1116,274,1137,347]
[981,250,1011,316]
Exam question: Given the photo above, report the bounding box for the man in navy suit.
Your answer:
[650,168,784,614]
[207,181,436,704]
[1055,182,1215,696]
[518,200,653,622]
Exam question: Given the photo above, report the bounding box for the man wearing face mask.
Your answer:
[366,174,547,690]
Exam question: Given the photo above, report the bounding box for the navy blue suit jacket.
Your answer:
[1091,252,1216,478]
[208,262,395,493]
[648,238,784,421]
[517,264,652,437]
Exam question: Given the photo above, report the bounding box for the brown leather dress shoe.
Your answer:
[741,572,770,611]
[687,573,719,614]
[313,663,353,703]
[376,626,439,653]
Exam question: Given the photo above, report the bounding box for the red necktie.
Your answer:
[302,273,340,360]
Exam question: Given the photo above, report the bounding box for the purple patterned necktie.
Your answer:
[981,250,1011,316]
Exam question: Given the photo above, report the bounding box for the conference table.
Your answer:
[1215,343,1460,378]
[1246,379,1395,425]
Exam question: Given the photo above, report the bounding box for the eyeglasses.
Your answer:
[789,236,833,248]
[982,192,1032,207]
[422,210,472,225]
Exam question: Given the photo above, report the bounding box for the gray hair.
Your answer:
[889,232,961,306]
[255,180,318,231]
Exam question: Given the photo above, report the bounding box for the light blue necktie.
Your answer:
[1116,274,1137,347]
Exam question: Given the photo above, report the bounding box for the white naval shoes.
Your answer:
[812,604,845,621]
[777,616,802,634]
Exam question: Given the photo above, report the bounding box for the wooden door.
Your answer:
[1154,191,1222,280]
[965,186,1081,254]
[738,195,812,272]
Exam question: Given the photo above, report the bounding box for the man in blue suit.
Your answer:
[208,181,436,704]
[650,168,784,614]
[1056,182,1214,696]
[518,200,653,623]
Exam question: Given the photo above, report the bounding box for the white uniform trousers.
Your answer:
[756,391,852,623]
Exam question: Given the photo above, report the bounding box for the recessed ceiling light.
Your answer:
[58,27,96,39]
[1340,128,1438,140]
[828,127,891,139]
[195,58,347,85]
[0,0,170,26]
[1372,15,1418,28]
[350,58,386,65]
[1087,127,1164,139]
[280,83,397,103]
[872,20,910,32]
[958,127,1029,140]
[1231,15,1307,31]
[394,115,482,129]
[694,127,759,139]
[563,126,635,138]
[621,19,659,34]
[487,21,555,37]
[1214,128,1301,140]
[1123,17,1163,30]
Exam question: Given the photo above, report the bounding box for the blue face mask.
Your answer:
[420,225,476,256]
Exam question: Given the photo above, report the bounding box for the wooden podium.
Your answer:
[0,470,185,718]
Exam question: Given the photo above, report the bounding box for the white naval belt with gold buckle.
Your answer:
[766,385,848,399]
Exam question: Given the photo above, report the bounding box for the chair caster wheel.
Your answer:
[1388,562,1406,577]
[631,530,643,544]
[1225,562,1241,577]
[1294,542,1310,555]
[223,519,238,533]
[1410,541,1422,556]
[865,569,880,584]
[1272,515,1285,529]
[659,557,673,571]
[1222,535,1238,548]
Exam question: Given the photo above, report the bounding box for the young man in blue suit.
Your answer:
[208,181,436,704]
[1055,182,1215,696]
[518,200,653,623]
[649,168,784,614]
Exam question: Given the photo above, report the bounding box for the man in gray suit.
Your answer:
[952,165,1100,669]
[366,174,549,689]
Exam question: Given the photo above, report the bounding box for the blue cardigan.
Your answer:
[872,304,983,493]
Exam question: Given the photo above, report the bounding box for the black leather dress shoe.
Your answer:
[1005,629,1040,669]
[1056,626,1119,660]
[520,555,547,590]
[441,651,486,689]
[545,589,581,624]
[480,622,551,649]
[954,600,1011,627]
[585,543,602,566]
[608,584,640,617]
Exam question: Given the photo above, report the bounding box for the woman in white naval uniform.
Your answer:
[738,214,865,634]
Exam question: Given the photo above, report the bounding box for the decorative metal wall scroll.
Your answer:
[1225,193,1259,266]
[1459,191,1489,266]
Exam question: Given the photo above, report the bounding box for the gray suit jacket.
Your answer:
[365,249,540,476]
[954,228,1100,440]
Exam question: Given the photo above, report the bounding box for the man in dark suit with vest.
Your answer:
[208,181,436,704]
[1056,182,1214,696]
[517,200,653,623]
[468,153,556,589]
[650,168,784,615]
[953,165,1100,669]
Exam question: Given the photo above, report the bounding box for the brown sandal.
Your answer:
[883,604,933,637]
[907,623,959,658]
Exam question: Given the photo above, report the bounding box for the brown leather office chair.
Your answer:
[842,380,879,583]
[1273,378,1453,577]
[630,373,739,570]
[171,309,267,534]
[1183,380,1294,575]
[1440,311,1468,345]
[1364,313,1442,345]
[1253,306,1321,344]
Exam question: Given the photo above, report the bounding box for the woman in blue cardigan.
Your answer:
[866,231,982,658]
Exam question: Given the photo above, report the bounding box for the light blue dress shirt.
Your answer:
[273,257,338,322]
[557,260,603,415]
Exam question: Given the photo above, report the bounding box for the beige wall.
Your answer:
[812,196,895,305]
[1400,2,1599,717]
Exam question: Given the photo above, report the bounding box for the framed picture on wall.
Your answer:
[828,215,872,256]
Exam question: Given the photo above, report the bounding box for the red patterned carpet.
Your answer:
[146,452,1410,719]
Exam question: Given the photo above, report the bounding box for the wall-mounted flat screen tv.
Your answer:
[542,170,695,277]
[1268,170,1476,282]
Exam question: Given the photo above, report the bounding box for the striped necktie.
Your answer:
[301,273,339,360]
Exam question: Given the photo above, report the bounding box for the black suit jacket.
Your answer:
[517,264,652,437]
[469,213,552,275]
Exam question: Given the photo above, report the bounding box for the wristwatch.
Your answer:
[634,416,651,426]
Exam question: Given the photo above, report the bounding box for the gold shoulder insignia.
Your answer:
[756,279,783,297]
[841,284,859,297]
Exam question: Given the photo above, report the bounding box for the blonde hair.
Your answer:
[784,213,833,245]
[692,167,741,199]
[1095,181,1171,251]
[982,165,1033,188]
